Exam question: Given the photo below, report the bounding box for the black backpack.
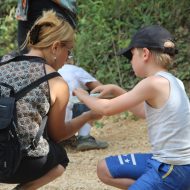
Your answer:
[0,56,60,179]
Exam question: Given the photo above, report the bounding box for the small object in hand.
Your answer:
[70,93,100,104]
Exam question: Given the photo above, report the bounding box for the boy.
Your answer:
[74,25,190,189]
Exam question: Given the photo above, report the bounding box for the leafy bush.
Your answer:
[76,0,190,95]
[0,0,190,95]
[0,0,17,55]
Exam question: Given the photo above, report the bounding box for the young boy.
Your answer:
[74,25,190,189]
[58,60,108,151]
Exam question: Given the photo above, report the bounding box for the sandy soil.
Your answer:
[0,113,150,190]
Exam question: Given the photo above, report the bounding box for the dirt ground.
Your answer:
[0,113,151,190]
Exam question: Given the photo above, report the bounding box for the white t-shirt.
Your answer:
[58,64,97,121]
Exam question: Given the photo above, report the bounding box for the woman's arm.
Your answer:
[46,67,102,142]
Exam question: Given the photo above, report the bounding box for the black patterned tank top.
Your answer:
[0,53,50,157]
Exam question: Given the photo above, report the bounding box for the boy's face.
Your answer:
[131,48,144,77]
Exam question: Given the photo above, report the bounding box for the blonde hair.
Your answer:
[151,41,176,69]
[22,10,75,50]
[138,41,176,69]
[151,51,173,69]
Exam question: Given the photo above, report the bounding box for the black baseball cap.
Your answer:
[117,25,178,60]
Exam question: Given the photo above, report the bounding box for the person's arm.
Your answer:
[74,77,160,118]
[46,69,102,143]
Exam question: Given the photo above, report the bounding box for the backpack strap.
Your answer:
[29,116,48,150]
[0,82,15,96]
[14,72,61,151]
[15,72,60,101]
[0,54,26,66]
[0,54,45,66]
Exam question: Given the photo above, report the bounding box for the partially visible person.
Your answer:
[58,59,108,151]
[0,11,101,190]
[16,0,76,53]
[74,25,190,190]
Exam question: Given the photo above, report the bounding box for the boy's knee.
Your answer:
[97,159,104,175]
[97,159,111,183]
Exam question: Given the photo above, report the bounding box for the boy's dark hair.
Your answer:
[117,25,178,60]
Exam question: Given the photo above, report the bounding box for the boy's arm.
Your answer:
[74,77,159,119]
[128,103,145,118]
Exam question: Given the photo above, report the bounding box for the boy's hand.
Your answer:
[90,84,115,98]
[91,84,126,97]
[73,88,89,96]
[73,88,90,103]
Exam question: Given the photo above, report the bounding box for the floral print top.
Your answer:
[0,53,50,157]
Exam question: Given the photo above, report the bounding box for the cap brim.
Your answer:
[116,47,132,60]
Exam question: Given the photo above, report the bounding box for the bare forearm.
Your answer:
[78,95,111,116]
[62,111,98,140]
[112,85,126,96]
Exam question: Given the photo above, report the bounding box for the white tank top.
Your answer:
[144,71,190,165]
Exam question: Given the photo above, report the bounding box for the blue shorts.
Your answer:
[105,153,190,190]
[72,103,90,118]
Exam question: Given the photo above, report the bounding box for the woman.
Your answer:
[0,10,101,190]
[16,0,77,53]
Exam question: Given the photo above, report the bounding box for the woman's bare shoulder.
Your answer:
[45,64,69,105]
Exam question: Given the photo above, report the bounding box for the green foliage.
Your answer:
[76,0,190,94]
[0,0,17,56]
[0,1,190,95]
[94,121,104,129]
[0,0,17,17]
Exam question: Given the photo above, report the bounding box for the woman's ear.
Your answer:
[51,41,61,54]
